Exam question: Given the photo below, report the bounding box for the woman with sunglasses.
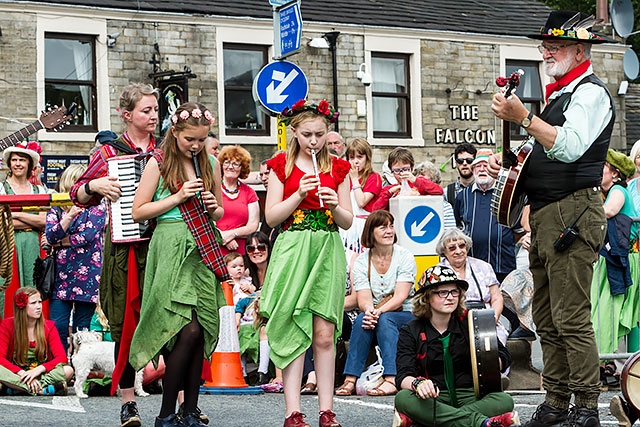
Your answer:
[217,145,260,255]
[436,229,509,345]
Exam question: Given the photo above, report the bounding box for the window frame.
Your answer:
[371,52,411,139]
[505,59,543,141]
[44,32,98,133]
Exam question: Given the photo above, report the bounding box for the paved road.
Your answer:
[0,388,626,426]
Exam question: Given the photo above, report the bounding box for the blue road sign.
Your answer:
[403,205,442,245]
[269,0,291,6]
[274,1,302,59]
[253,61,309,115]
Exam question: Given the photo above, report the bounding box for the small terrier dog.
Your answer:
[71,329,148,398]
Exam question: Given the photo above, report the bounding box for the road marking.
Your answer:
[334,397,393,410]
[0,396,85,413]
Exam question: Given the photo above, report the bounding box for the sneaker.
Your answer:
[487,412,520,427]
[283,411,310,427]
[319,409,342,427]
[178,404,209,425]
[182,412,208,427]
[523,403,569,427]
[154,413,184,427]
[508,326,537,341]
[560,407,600,427]
[392,409,417,427]
[121,401,142,427]
[610,395,638,427]
[256,372,271,385]
[261,381,284,393]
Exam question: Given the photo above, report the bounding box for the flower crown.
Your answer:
[15,291,29,309]
[279,99,339,126]
[171,108,215,126]
[16,140,43,154]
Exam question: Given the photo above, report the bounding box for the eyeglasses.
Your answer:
[537,43,577,54]
[223,160,241,169]
[391,167,412,174]
[435,289,460,299]
[456,158,474,165]
[247,243,267,253]
[447,242,467,252]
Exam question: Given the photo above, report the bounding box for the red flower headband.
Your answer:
[15,291,29,309]
[279,99,339,126]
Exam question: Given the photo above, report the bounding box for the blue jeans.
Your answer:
[343,311,414,377]
[49,299,97,355]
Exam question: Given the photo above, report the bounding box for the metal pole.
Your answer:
[323,31,341,133]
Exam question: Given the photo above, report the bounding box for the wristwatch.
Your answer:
[521,111,534,129]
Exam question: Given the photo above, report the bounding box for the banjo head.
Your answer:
[622,352,640,411]
[468,308,502,397]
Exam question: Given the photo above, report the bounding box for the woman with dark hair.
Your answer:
[335,210,416,397]
[244,231,272,290]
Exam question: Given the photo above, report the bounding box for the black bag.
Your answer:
[33,249,55,300]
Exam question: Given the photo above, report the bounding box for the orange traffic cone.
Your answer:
[201,281,262,395]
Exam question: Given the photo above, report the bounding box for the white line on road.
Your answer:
[334,397,394,410]
[0,396,85,413]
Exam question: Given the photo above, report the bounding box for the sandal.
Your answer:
[335,379,355,396]
[367,378,397,396]
[301,382,317,395]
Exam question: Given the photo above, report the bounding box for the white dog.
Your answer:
[71,329,148,399]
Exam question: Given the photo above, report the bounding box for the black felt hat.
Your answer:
[528,10,608,44]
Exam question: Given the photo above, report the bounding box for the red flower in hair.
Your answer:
[15,292,29,309]
[317,100,330,115]
[292,99,306,111]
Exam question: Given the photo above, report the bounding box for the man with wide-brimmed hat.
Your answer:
[490,9,614,427]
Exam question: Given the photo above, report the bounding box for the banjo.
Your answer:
[490,70,533,228]
[468,308,502,397]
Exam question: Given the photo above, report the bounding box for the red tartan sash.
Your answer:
[152,151,230,282]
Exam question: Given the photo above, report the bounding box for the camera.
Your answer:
[553,226,579,252]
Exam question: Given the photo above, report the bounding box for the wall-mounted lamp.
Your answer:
[107,32,120,48]
[307,36,330,49]
[356,63,372,87]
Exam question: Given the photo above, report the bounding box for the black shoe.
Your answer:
[121,401,142,427]
[178,404,209,425]
[509,327,537,341]
[522,402,569,427]
[256,372,270,386]
[560,407,600,427]
[611,396,638,427]
[154,414,184,427]
[182,412,209,427]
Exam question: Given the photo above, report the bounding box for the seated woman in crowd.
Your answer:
[393,265,516,427]
[0,287,73,395]
[217,145,260,255]
[436,228,509,344]
[335,210,416,397]
[45,164,106,355]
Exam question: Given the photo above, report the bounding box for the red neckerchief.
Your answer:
[545,60,591,103]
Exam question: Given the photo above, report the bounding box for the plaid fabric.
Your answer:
[152,151,229,282]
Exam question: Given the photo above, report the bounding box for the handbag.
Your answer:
[34,247,55,300]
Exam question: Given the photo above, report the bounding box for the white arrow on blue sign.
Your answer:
[252,61,309,115]
[403,205,442,244]
[274,1,302,59]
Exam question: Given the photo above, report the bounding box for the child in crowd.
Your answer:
[225,252,256,305]
[371,147,443,211]
[130,102,226,427]
[235,292,273,387]
[260,99,352,427]
[0,287,73,395]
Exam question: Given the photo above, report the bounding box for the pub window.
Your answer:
[223,43,270,136]
[371,53,411,138]
[506,60,543,140]
[45,33,97,131]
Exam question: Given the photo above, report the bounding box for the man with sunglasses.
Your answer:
[444,143,477,208]
[490,10,613,427]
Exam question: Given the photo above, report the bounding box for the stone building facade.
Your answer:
[0,1,630,185]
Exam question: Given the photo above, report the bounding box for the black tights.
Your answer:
[114,341,136,389]
[159,312,205,418]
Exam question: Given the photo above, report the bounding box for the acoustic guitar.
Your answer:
[0,103,76,153]
[490,71,533,228]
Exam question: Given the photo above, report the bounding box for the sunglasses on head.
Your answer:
[456,158,474,165]
[247,243,267,253]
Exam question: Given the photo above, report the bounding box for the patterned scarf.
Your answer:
[544,59,590,102]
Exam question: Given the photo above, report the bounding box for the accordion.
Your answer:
[107,154,152,243]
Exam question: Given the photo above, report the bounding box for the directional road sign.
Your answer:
[403,205,442,245]
[269,0,291,6]
[253,61,309,115]
[274,1,302,59]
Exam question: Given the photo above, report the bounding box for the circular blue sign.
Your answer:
[252,61,309,115]
[403,205,442,244]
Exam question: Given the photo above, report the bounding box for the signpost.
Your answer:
[253,60,309,115]
[274,1,302,59]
